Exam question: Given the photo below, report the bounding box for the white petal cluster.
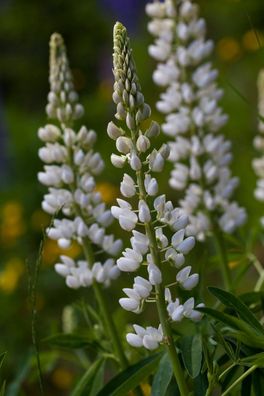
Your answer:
[111,22,203,351]
[38,33,122,289]
[147,0,246,240]
[166,289,204,322]
[126,324,163,350]
[253,69,264,225]
[119,277,152,313]
[55,256,120,289]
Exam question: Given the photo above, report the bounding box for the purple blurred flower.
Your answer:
[100,0,148,32]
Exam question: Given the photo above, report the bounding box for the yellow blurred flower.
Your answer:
[52,367,74,390]
[0,258,24,294]
[42,239,81,266]
[242,30,263,51]
[141,383,151,396]
[128,383,151,396]
[228,260,240,269]
[0,201,26,244]
[216,37,242,62]
[31,209,51,231]
[96,182,119,204]
[98,79,113,101]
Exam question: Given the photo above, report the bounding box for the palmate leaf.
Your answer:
[208,287,264,335]
[151,353,173,396]
[71,358,104,396]
[97,353,162,396]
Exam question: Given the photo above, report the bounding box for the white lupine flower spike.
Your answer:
[147,0,247,291]
[253,70,264,223]
[111,22,202,394]
[38,33,129,370]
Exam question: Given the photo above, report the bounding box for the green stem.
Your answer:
[210,217,232,292]
[248,253,264,292]
[82,237,128,370]
[136,170,189,396]
[218,362,236,382]
[221,365,257,396]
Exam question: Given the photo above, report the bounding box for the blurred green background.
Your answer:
[0,0,264,394]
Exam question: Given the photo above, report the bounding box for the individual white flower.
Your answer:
[176,266,199,290]
[138,199,151,223]
[117,248,142,272]
[126,324,163,350]
[120,173,136,197]
[183,298,205,322]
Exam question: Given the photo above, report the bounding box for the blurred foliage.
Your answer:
[0,0,264,394]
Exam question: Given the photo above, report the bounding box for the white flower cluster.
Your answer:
[110,22,203,351]
[55,256,120,289]
[146,0,246,240]
[126,324,163,351]
[38,33,122,289]
[253,70,264,226]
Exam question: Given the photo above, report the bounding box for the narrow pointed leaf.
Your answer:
[197,307,263,340]
[71,358,104,396]
[0,381,6,396]
[180,334,202,378]
[252,370,264,396]
[89,360,106,396]
[97,354,162,396]
[43,333,100,350]
[151,353,173,396]
[0,353,6,371]
[208,287,264,335]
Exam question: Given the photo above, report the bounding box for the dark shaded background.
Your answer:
[0,0,264,394]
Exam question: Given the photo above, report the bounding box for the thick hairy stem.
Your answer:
[82,238,129,370]
[136,169,189,396]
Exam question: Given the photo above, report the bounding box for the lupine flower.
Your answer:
[126,324,163,350]
[38,33,122,289]
[146,0,246,241]
[109,22,202,352]
[253,69,264,226]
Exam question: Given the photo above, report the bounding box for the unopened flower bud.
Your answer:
[136,135,150,153]
[116,136,132,154]
[107,121,124,140]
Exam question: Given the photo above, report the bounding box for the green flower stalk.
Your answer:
[109,22,204,396]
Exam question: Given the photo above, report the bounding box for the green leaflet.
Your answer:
[197,306,264,347]
[71,358,104,396]
[180,334,202,379]
[240,352,264,368]
[97,353,162,396]
[252,370,264,396]
[0,353,6,371]
[208,287,264,335]
[151,353,173,396]
[88,359,106,396]
[0,381,6,396]
[43,333,101,350]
